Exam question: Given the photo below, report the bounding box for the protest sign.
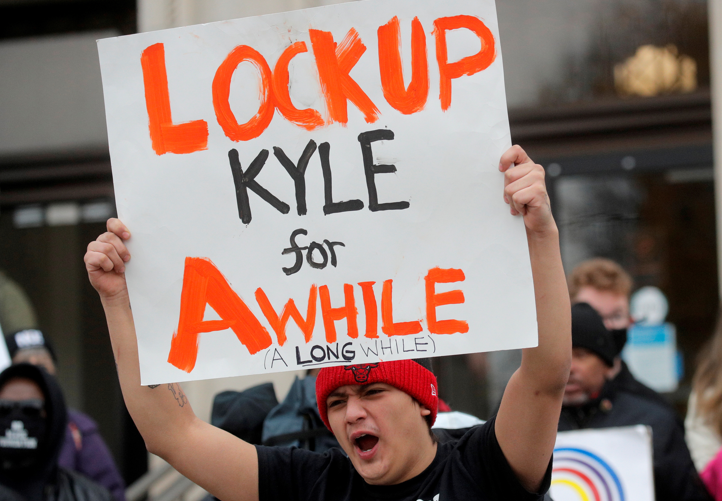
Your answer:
[552,426,655,501]
[97,0,536,385]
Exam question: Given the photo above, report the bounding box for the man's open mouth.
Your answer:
[354,433,379,452]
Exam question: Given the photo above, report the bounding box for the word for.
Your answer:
[140,14,496,154]
[229,129,408,224]
[167,257,468,373]
[262,335,436,369]
[282,229,345,275]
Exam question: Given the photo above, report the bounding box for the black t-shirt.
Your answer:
[256,416,551,501]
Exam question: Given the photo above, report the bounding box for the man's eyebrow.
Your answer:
[327,389,348,400]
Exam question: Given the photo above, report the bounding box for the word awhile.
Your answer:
[166,257,468,373]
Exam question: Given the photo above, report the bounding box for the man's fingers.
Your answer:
[499,144,532,172]
[97,231,131,263]
[106,218,131,241]
[85,249,116,274]
[504,164,545,211]
[86,239,126,273]
[511,184,546,209]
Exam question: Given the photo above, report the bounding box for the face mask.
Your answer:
[0,399,47,471]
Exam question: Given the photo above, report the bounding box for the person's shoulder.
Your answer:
[68,408,99,434]
[612,388,680,426]
[434,417,494,449]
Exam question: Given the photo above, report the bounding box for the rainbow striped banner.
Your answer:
[551,426,653,501]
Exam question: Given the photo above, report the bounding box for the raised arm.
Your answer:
[494,145,572,492]
[84,219,259,501]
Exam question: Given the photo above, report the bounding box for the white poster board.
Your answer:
[552,426,655,501]
[97,0,538,385]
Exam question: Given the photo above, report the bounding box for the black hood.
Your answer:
[0,363,67,501]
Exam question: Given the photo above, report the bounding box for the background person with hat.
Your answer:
[568,258,672,408]
[558,302,710,501]
[5,329,125,501]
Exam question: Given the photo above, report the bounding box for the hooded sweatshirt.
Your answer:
[0,364,112,501]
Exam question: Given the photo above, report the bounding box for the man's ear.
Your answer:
[420,405,431,417]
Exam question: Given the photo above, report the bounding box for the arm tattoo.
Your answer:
[168,383,188,407]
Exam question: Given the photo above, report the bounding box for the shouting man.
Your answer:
[84,145,571,501]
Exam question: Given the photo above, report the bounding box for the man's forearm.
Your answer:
[102,294,197,458]
[521,224,571,392]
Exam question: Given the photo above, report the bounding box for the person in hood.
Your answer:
[4,329,125,501]
[0,363,112,501]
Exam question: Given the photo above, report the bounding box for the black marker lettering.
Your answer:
[306,242,328,269]
[229,148,290,224]
[271,348,288,368]
[380,338,393,355]
[358,129,410,212]
[310,345,326,362]
[319,142,364,215]
[323,240,345,267]
[326,343,340,361]
[296,346,312,365]
[402,337,414,353]
[282,229,309,276]
[342,342,356,361]
[414,336,429,352]
[273,140,317,216]
[428,335,436,353]
[360,341,379,357]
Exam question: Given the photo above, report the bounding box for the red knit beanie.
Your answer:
[316,359,438,430]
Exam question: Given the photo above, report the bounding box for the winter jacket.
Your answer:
[58,410,125,501]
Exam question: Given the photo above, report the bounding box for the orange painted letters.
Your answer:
[378,16,429,115]
[319,284,359,343]
[309,28,380,125]
[273,42,325,130]
[425,267,469,334]
[212,45,276,142]
[358,281,379,338]
[381,279,423,336]
[168,257,272,373]
[433,15,496,111]
[140,43,209,155]
[255,285,318,345]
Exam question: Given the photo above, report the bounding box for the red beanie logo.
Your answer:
[344,363,379,383]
